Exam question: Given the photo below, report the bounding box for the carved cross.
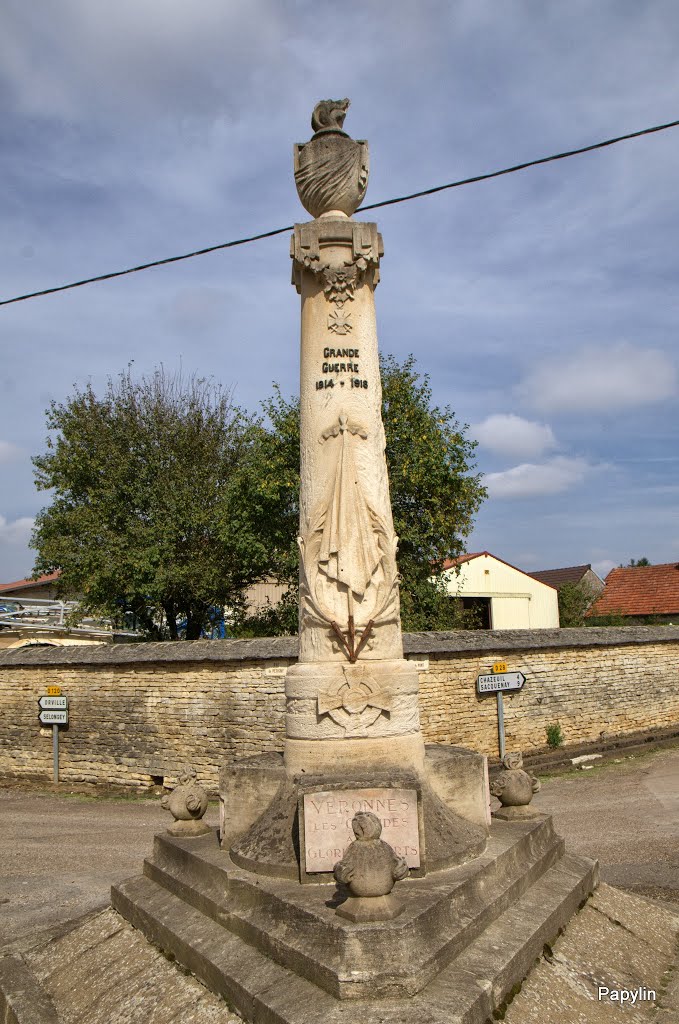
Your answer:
[318,669,394,718]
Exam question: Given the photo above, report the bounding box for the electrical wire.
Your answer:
[2,116,678,308]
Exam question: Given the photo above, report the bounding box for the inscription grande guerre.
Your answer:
[302,787,420,873]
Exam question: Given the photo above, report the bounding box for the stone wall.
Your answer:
[0,628,677,790]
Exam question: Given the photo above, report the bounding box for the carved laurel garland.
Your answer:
[297,251,380,305]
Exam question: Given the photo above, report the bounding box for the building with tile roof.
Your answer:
[587,562,679,622]
[440,551,559,629]
[0,571,120,647]
[0,571,62,600]
[527,564,605,597]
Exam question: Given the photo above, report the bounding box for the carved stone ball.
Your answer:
[333,811,409,898]
[490,757,541,807]
[161,769,209,822]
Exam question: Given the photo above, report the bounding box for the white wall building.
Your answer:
[441,551,559,629]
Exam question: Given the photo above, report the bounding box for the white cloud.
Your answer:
[0,515,35,547]
[0,441,22,463]
[518,343,677,413]
[485,456,593,499]
[592,559,617,580]
[473,413,556,459]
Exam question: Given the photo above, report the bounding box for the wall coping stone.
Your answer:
[0,625,677,668]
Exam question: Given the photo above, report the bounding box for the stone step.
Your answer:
[0,955,58,1024]
[12,907,241,1024]
[138,818,565,998]
[112,850,598,1023]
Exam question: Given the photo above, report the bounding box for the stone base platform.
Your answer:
[5,885,678,1024]
[111,815,598,1022]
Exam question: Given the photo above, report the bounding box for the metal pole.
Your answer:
[496,691,505,760]
[53,724,59,783]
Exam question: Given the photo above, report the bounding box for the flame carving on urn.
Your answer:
[294,98,369,219]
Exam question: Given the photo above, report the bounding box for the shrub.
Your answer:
[546,722,564,749]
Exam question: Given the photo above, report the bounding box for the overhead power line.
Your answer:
[2,116,678,308]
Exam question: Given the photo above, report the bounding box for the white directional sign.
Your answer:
[476,671,526,694]
[39,708,69,725]
[38,696,68,710]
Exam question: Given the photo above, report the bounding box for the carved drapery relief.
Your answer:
[291,220,383,300]
[298,413,399,662]
[319,414,378,598]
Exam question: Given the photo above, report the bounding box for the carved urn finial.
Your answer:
[294,98,369,219]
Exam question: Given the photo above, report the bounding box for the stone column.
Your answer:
[284,100,425,777]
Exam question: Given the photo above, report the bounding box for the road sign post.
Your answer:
[476,671,526,758]
[497,691,505,760]
[38,696,68,783]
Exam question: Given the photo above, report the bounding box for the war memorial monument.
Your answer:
[108,101,601,1022]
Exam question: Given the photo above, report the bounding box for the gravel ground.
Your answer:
[0,787,219,952]
[530,745,679,904]
[1,744,677,953]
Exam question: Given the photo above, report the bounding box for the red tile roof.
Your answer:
[441,552,486,570]
[588,563,679,617]
[0,571,61,593]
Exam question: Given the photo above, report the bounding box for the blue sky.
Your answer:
[1,1,678,583]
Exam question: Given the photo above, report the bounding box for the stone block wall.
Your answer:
[417,640,679,754]
[0,628,677,790]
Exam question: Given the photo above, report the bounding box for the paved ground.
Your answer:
[1,744,678,954]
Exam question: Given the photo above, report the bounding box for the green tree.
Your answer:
[32,368,268,640]
[625,557,651,567]
[380,354,486,631]
[557,580,596,627]
[237,353,486,635]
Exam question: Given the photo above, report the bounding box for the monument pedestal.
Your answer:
[110,743,598,1020]
[112,811,597,1021]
